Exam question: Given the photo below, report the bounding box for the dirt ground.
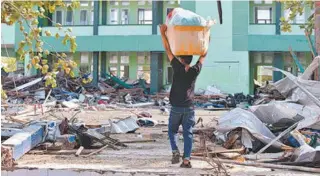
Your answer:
[12,108,317,176]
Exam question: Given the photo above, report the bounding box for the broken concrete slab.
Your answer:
[2,124,44,161]
[61,101,79,109]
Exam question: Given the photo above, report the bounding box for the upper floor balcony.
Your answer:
[248,0,313,35]
[41,0,178,36]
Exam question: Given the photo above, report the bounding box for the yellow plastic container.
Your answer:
[166,25,211,56]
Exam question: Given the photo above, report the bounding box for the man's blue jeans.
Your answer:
[168,106,195,160]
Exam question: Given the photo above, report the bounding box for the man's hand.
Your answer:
[159,24,167,35]
[200,36,210,58]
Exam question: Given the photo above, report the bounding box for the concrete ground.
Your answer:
[4,108,318,176]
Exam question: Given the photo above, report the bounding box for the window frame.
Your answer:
[66,10,74,25]
[121,1,130,6]
[80,10,88,25]
[110,8,119,24]
[254,6,272,24]
[121,8,130,25]
[55,10,63,25]
[138,8,152,24]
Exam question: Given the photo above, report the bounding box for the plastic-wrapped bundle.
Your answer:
[166,8,210,26]
[165,8,214,56]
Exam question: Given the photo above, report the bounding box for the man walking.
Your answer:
[159,24,208,168]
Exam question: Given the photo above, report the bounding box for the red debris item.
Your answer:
[138,111,152,118]
[98,100,108,105]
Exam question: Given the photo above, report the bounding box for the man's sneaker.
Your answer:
[180,161,192,168]
[171,152,180,164]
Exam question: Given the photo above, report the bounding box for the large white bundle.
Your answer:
[166,8,213,26]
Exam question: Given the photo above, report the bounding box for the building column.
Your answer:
[100,52,107,78]
[150,1,164,93]
[273,53,284,82]
[150,52,163,93]
[152,1,163,34]
[275,2,281,35]
[92,0,100,85]
[101,1,107,25]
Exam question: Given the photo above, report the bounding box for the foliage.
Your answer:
[279,0,314,34]
[1,57,17,73]
[1,0,90,88]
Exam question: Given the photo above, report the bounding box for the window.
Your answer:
[80,10,88,25]
[122,1,130,6]
[66,10,73,25]
[110,54,118,64]
[168,0,175,4]
[56,10,63,24]
[80,52,91,73]
[120,65,129,78]
[295,11,305,24]
[138,9,152,24]
[110,9,119,24]
[120,53,129,78]
[121,9,129,24]
[80,1,89,7]
[284,9,293,23]
[254,0,262,4]
[91,10,94,25]
[138,0,146,5]
[167,8,174,15]
[255,7,272,24]
[264,0,273,4]
[110,1,119,6]
[137,52,150,82]
[120,55,129,64]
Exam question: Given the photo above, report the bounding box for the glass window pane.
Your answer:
[110,9,119,24]
[110,1,119,6]
[80,10,87,25]
[138,0,146,5]
[284,9,293,23]
[138,9,152,24]
[80,1,89,6]
[146,55,150,64]
[256,7,272,24]
[168,0,175,4]
[296,11,305,24]
[110,55,118,64]
[56,11,62,24]
[122,1,130,5]
[254,0,262,4]
[120,55,129,63]
[264,0,272,4]
[138,56,145,64]
[121,9,129,24]
[66,10,73,25]
[91,10,94,25]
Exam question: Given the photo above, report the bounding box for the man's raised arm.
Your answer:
[159,24,174,62]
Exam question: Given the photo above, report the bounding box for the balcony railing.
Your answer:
[255,19,272,24]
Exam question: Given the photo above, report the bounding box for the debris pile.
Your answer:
[2,72,153,116]
[197,57,320,172]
